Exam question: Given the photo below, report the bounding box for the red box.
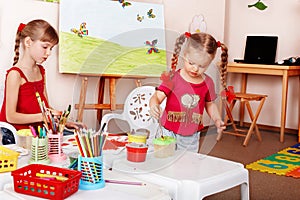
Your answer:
[11,164,81,200]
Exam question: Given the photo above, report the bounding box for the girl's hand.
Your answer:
[66,121,87,130]
[215,119,226,134]
[149,104,162,120]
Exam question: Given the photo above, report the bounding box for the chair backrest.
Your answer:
[122,86,165,135]
[0,121,17,145]
[0,82,4,110]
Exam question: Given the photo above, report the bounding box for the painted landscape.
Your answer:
[59,0,166,77]
[59,32,166,76]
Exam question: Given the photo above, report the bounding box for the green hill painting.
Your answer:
[59,32,167,76]
[59,0,166,77]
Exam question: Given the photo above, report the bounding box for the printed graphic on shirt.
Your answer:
[167,93,203,126]
[181,94,200,109]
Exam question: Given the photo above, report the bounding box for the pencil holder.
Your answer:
[77,155,105,190]
[48,132,67,162]
[29,137,50,164]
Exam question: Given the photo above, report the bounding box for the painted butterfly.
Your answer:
[118,0,131,8]
[145,39,159,54]
[147,9,156,18]
[137,14,144,22]
[71,22,88,38]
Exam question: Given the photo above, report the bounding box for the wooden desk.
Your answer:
[227,63,300,143]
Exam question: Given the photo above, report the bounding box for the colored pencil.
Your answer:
[85,133,93,157]
[29,125,37,137]
[74,131,85,157]
[105,179,146,186]
[78,133,87,157]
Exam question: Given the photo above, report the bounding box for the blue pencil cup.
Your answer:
[78,155,105,190]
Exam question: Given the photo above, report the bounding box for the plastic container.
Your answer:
[29,137,50,164]
[127,132,148,144]
[11,164,81,200]
[48,133,66,162]
[0,146,19,173]
[126,143,148,162]
[77,155,105,190]
[16,129,32,150]
[153,136,176,158]
[17,135,32,150]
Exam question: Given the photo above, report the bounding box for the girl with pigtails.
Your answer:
[149,32,228,152]
[0,19,85,133]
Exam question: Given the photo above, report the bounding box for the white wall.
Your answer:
[4,0,298,131]
[0,0,225,130]
[224,0,300,129]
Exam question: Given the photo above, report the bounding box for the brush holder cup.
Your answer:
[29,137,50,164]
[48,132,66,162]
[77,155,105,190]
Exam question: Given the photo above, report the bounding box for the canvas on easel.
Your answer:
[59,0,166,77]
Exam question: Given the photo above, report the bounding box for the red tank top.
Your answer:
[0,66,49,130]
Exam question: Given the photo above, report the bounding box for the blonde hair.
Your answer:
[171,32,228,90]
[13,19,59,65]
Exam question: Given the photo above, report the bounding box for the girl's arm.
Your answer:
[5,71,43,124]
[149,90,166,119]
[43,76,49,103]
[205,101,226,133]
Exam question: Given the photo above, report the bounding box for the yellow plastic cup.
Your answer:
[127,132,148,144]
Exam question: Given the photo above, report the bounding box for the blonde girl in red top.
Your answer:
[0,19,85,131]
[149,32,228,152]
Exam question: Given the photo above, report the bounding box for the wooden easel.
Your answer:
[75,74,146,123]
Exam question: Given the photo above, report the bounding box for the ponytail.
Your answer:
[218,43,228,91]
[13,26,23,65]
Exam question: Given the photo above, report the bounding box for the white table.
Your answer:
[0,144,171,200]
[1,169,171,200]
[112,150,249,200]
[0,144,70,191]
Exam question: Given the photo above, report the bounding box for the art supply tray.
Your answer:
[11,164,82,200]
[0,145,19,173]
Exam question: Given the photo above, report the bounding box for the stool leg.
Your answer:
[217,100,227,141]
[243,97,266,146]
[228,100,239,134]
[245,102,262,142]
[218,100,238,141]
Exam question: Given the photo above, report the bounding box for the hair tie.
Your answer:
[185,32,191,38]
[217,41,221,48]
[18,23,26,32]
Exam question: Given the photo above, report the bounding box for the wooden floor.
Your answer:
[199,129,299,200]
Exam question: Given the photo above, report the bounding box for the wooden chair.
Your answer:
[217,86,267,146]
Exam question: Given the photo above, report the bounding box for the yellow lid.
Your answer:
[17,129,32,136]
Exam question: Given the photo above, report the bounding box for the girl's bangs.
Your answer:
[41,27,59,44]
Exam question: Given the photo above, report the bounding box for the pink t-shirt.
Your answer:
[157,70,217,136]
